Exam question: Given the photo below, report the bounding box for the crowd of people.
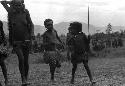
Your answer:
[91,33,123,51]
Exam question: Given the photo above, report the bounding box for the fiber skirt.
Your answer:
[71,52,88,64]
[0,45,9,61]
[43,51,61,66]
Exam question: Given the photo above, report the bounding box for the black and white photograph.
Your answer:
[0,0,125,86]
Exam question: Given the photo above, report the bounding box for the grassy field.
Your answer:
[1,46,125,86]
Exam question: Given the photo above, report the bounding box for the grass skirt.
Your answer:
[0,44,9,61]
[43,51,62,66]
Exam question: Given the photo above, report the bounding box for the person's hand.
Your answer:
[88,35,91,39]
[31,34,35,40]
[61,42,65,49]
[3,41,7,46]
[1,0,11,4]
[32,36,35,40]
[0,1,4,4]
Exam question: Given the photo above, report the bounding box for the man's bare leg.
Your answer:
[14,45,26,84]
[22,45,30,81]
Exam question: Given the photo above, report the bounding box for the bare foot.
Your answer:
[90,81,96,86]
[22,79,27,85]
[55,68,61,73]
[5,80,9,86]
[70,79,74,84]
[50,79,56,84]
[0,83,2,86]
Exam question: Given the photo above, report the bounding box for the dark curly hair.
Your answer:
[44,19,53,26]
[69,22,82,32]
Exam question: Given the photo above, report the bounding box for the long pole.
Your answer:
[88,6,90,35]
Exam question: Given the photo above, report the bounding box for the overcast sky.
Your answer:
[0,0,125,27]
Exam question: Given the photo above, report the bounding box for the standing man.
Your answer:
[1,0,34,85]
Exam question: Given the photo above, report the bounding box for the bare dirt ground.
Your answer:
[1,47,125,86]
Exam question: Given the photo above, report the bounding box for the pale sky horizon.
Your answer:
[0,0,125,27]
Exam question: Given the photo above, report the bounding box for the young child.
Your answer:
[67,22,95,85]
[42,19,63,82]
[0,20,8,85]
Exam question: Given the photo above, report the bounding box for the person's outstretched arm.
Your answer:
[1,1,11,12]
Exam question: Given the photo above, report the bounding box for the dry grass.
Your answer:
[1,45,125,85]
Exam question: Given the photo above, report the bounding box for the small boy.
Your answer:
[67,22,95,85]
[42,19,63,81]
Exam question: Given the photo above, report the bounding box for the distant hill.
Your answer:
[2,21,125,35]
[2,21,45,35]
[34,22,97,35]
